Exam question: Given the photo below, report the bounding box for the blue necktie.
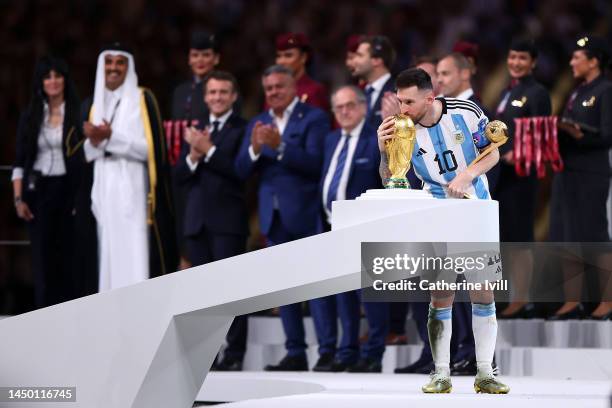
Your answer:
[365,86,374,113]
[326,133,350,212]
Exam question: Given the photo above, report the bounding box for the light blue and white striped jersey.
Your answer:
[411,97,491,199]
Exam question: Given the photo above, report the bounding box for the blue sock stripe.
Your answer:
[428,305,452,320]
[472,302,496,317]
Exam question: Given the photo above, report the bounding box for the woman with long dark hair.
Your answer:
[11,56,82,308]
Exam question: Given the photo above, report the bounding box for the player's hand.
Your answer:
[381,92,400,119]
[377,116,396,152]
[447,170,475,198]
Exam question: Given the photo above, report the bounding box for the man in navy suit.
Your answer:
[352,35,417,346]
[235,65,329,371]
[175,71,249,371]
[309,85,388,373]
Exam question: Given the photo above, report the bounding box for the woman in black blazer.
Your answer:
[11,56,83,308]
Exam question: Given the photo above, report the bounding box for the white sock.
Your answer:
[472,302,497,376]
[427,304,452,375]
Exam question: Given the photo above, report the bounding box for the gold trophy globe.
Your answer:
[469,120,509,167]
[385,114,417,189]
[462,119,509,198]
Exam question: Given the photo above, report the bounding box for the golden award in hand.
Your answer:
[385,114,417,189]
[469,120,509,167]
[462,120,509,199]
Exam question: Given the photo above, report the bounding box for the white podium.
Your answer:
[333,189,499,241]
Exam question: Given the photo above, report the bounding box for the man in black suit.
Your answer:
[174,71,249,371]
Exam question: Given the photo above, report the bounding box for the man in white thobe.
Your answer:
[83,46,152,291]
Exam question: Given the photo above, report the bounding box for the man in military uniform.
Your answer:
[550,35,612,320]
[275,32,329,112]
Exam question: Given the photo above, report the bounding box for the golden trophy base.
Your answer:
[384,178,410,189]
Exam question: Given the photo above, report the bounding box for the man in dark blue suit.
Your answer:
[235,65,329,371]
[309,85,388,373]
[352,35,416,346]
[175,71,249,371]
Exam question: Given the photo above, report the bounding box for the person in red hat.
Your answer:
[275,32,329,112]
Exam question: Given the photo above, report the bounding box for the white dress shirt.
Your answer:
[322,118,366,222]
[366,72,391,110]
[248,96,299,161]
[456,88,474,100]
[186,109,233,172]
[12,102,66,181]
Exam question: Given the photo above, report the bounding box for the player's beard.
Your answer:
[409,109,427,124]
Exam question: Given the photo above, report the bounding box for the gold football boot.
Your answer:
[474,372,510,394]
[422,370,452,393]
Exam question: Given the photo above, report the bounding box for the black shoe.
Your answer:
[212,356,243,372]
[346,358,382,373]
[264,355,308,371]
[315,358,355,373]
[499,303,536,319]
[547,304,585,321]
[312,353,335,372]
[394,356,433,374]
[451,357,477,376]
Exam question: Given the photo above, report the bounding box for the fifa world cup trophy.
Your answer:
[384,114,417,189]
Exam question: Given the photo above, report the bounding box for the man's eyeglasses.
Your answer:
[332,100,364,112]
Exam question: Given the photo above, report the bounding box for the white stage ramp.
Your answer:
[0,192,499,407]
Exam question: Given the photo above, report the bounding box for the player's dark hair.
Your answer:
[395,68,433,91]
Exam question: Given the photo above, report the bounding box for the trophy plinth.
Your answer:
[384,114,417,189]
[385,178,411,189]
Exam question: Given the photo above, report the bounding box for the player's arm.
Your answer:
[447,145,499,198]
[472,144,500,175]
